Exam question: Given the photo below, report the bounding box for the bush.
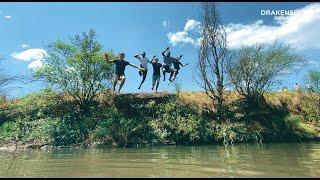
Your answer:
[300,93,320,123]
[213,121,263,145]
[284,115,319,140]
[149,100,213,145]
[92,107,155,147]
[0,117,58,145]
[0,121,18,143]
[50,113,88,146]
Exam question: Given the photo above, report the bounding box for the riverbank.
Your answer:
[0,89,319,148]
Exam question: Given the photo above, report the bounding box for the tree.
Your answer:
[34,29,115,115]
[308,70,320,92]
[196,2,228,121]
[226,42,304,104]
[0,57,16,96]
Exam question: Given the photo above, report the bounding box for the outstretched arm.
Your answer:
[148,55,156,64]
[181,62,189,67]
[162,47,169,56]
[129,63,144,71]
[177,54,183,60]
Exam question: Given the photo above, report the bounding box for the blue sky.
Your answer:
[0,2,319,98]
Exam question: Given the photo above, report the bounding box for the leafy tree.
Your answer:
[34,29,115,115]
[226,42,304,104]
[308,70,320,92]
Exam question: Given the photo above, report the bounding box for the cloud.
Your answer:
[4,15,11,19]
[167,3,320,49]
[21,44,30,48]
[225,3,320,49]
[167,19,201,47]
[184,19,201,32]
[28,59,44,69]
[11,49,47,69]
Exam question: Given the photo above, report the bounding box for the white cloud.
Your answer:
[184,19,201,32]
[225,3,320,49]
[167,19,201,47]
[28,59,43,69]
[167,3,320,49]
[21,44,30,48]
[11,48,47,69]
[4,15,11,19]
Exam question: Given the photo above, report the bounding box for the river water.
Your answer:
[0,142,319,177]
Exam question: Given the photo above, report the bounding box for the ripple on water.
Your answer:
[1,142,320,177]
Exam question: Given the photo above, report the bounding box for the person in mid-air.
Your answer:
[105,52,144,94]
[161,47,174,82]
[149,55,164,93]
[134,52,149,90]
[168,54,189,84]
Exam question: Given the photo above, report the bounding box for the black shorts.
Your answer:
[162,64,173,73]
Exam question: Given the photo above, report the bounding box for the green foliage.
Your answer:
[227,42,304,102]
[149,100,213,145]
[33,29,115,114]
[285,115,319,140]
[93,107,155,147]
[300,93,320,123]
[0,121,18,143]
[0,90,319,148]
[0,117,58,145]
[213,121,263,145]
[308,70,320,92]
[51,114,88,146]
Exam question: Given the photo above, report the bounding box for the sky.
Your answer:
[0,2,319,98]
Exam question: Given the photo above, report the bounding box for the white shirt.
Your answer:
[136,56,149,70]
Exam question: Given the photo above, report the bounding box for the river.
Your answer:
[0,142,319,177]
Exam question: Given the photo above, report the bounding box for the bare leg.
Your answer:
[155,79,160,93]
[169,70,174,82]
[112,76,117,93]
[171,70,179,82]
[152,78,156,90]
[118,76,126,93]
[162,69,166,81]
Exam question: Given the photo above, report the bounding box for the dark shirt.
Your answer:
[113,60,130,76]
[173,60,183,70]
[152,62,163,76]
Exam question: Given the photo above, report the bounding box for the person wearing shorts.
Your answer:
[134,52,149,90]
[161,47,174,81]
[168,54,188,83]
[149,56,163,93]
[105,52,143,94]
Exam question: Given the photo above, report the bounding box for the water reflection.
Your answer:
[0,142,319,177]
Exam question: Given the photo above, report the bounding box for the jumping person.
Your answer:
[168,54,189,84]
[105,52,144,94]
[161,47,174,82]
[149,55,163,93]
[134,52,149,90]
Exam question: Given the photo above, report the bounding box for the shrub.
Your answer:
[213,121,263,145]
[284,115,319,140]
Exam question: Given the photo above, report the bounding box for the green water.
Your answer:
[0,142,320,177]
